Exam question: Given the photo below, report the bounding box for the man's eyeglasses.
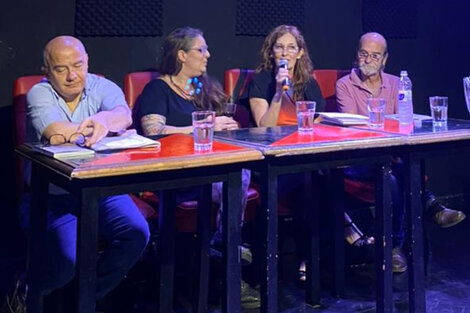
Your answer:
[189,46,209,55]
[46,132,86,146]
[357,50,384,61]
[273,44,299,55]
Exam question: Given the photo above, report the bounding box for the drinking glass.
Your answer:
[367,98,386,128]
[295,101,316,133]
[429,96,448,126]
[192,111,216,151]
[223,102,237,118]
[464,77,470,115]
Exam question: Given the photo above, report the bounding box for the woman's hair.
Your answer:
[256,25,313,101]
[158,27,226,113]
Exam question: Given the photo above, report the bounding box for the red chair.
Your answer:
[123,71,260,232]
[123,71,161,110]
[12,75,46,204]
[224,69,255,128]
[312,69,350,112]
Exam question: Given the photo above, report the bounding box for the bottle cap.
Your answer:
[400,70,408,76]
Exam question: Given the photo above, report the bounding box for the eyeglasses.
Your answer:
[357,50,384,61]
[273,44,299,55]
[46,132,86,146]
[189,46,209,55]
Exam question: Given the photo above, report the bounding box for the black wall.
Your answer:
[2,0,470,229]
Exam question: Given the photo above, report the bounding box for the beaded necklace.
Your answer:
[169,75,194,100]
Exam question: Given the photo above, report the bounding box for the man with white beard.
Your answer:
[336,32,398,115]
[335,32,466,274]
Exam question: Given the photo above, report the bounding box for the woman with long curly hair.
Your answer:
[249,24,324,126]
[249,25,373,283]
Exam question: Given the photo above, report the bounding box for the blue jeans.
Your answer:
[344,164,405,248]
[21,193,149,299]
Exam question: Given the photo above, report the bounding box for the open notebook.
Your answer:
[318,112,369,126]
[31,130,160,159]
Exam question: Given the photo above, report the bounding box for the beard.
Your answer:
[359,62,381,77]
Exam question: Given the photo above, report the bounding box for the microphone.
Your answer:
[279,58,290,92]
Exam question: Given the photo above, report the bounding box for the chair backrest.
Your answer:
[12,75,46,202]
[123,71,161,110]
[312,69,350,112]
[224,69,255,128]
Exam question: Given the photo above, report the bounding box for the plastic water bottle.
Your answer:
[398,70,414,124]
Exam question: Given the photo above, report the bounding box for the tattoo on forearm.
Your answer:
[141,114,167,136]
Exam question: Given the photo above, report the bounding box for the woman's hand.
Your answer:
[275,65,290,93]
[214,116,239,131]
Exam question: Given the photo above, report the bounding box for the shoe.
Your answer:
[6,278,27,313]
[241,280,260,310]
[298,260,306,283]
[430,201,466,228]
[392,247,407,273]
[240,245,253,265]
[345,222,375,247]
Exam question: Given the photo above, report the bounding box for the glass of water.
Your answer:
[192,110,216,152]
[463,77,470,115]
[367,98,386,128]
[295,101,316,134]
[429,96,448,126]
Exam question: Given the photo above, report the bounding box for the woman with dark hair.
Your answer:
[248,25,373,282]
[137,27,238,134]
[136,27,259,309]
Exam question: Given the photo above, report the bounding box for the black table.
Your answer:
[17,133,263,313]
[216,124,407,313]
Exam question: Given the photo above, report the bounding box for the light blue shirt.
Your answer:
[26,73,127,142]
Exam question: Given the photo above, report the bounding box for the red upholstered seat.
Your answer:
[313,69,350,112]
[123,71,260,231]
[13,75,46,203]
[124,71,161,110]
[224,69,255,128]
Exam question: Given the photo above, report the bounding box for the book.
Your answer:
[318,112,369,126]
[89,130,161,152]
[31,143,95,159]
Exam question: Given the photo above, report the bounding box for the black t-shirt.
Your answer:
[248,70,325,124]
[136,79,196,127]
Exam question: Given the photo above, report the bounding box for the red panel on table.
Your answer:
[270,124,387,146]
[84,133,246,166]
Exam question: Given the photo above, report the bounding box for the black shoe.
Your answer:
[430,201,466,228]
[241,280,260,310]
[392,247,407,273]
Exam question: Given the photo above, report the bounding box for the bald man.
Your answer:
[336,32,398,115]
[336,32,465,273]
[24,36,149,304]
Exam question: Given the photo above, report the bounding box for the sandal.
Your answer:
[344,221,375,247]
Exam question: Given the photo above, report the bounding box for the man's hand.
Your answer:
[77,116,109,147]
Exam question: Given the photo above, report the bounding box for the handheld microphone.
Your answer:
[279,58,290,92]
